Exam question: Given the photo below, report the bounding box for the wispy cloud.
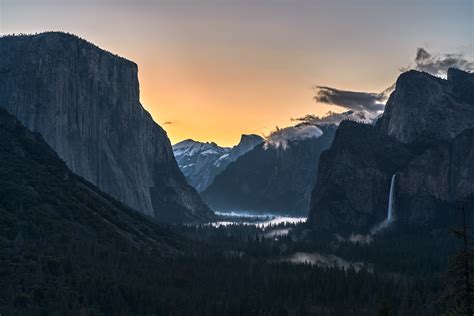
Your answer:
[408,48,474,76]
[293,110,381,126]
[264,124,323,150]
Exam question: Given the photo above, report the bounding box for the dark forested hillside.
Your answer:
[0,108,182,251]
[0,108,184,313]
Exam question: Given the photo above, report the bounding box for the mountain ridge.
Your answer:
[173,134,263,192]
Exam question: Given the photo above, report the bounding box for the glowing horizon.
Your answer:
[1,0,472,147]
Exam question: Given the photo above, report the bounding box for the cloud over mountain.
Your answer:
[313,85,393,113]
[264,124,323,150]
[293,110,381,126]
[412,48,474,76]
[302,83,393,126]
[308,48,473,127]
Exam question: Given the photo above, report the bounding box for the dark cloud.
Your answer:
[412,48,474,76]
[293,110,380,126]
[313,84,393,113]
[302,48,473,127]
[163,121,173,125]
[307,80,393,126]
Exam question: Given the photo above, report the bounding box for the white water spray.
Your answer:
[386,174,396,222]
[371,174,397,234]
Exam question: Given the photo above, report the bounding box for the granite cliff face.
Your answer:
[377,69,474,145]
[396,127,474,225]
[0,32,213,222]
[309,69,474,232]
[173,134,263,192]
[307,122,416,231]
[202,125,337,215]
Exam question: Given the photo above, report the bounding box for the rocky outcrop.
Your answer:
[0,32,213,222]
[202,125,337,215]
[173,134,263,192]
[377,69,474,145]
[309,69,474,232]
[228,134,264,161]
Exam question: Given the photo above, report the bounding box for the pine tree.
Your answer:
[442,201,474,315]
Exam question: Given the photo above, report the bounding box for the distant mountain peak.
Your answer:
[239,134,264,142]
[173,134,263,192]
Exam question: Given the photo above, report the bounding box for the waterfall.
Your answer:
[371,174,397,234]
[386,174,396,222]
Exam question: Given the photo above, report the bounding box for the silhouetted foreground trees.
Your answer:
[0,240,443,315]
[0,210,455,315]
[0,197,460,316]
[442,203,474,315]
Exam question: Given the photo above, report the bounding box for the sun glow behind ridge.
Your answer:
[1,0,471,146]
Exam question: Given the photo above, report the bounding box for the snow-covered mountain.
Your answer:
[173,134,263,192]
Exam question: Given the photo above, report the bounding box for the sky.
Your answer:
[0,0,472,146]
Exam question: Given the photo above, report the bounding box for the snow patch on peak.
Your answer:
[173,134,263,192]
[264,124,323,150]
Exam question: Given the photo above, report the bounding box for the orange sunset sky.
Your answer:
[1,0,472,146]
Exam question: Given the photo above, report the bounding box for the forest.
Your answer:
[1,216,465,315]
